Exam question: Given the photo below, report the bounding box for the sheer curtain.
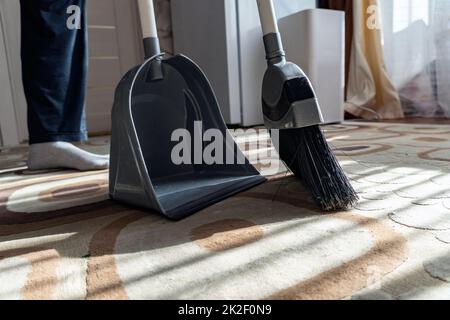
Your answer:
[380,0,450,117]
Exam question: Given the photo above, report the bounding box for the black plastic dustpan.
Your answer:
[109,0,266,220]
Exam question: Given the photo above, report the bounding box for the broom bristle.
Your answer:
[278,125,359,211]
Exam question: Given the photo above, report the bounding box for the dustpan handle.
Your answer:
[256,0,285,64]
[138,0,161,58]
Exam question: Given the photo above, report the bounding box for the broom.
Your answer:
[256,0,358,211]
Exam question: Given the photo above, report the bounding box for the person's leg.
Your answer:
[20,0,108,171]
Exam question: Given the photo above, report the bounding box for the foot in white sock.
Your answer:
[28,142,109,171]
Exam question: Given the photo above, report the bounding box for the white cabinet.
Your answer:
[171,0,316,126]
[279,9,346,124]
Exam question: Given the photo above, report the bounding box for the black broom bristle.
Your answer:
[278,125,359,211]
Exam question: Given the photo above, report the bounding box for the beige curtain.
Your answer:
[345,0,404,119]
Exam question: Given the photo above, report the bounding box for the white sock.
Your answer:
[28,142,109,171]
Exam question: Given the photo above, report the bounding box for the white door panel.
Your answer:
[86,0,143,134]
[0,0,143,144]
[0,0,27,145]
[0,6,20,147]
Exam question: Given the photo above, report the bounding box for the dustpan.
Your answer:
[109,0,266,220]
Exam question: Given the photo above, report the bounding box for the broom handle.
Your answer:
[256,0,279,36]
[256,0,285,64]
[138,0,161,58]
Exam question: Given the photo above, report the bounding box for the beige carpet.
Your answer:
[0,122,450,300]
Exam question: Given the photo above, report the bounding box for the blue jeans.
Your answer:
[20,0,88,144]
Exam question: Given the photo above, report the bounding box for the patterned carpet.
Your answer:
[1,122,450,300]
